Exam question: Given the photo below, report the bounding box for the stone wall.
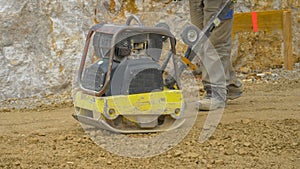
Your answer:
[0,0,299,103]
[1,0,97,101]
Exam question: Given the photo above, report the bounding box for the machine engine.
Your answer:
[82,32,164,96]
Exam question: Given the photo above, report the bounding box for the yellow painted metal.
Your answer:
[181,57,197,71]
[74,90,184,117]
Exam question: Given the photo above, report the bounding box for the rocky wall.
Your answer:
[0,0,299,103]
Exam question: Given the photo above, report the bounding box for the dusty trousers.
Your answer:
[189,0,242,101]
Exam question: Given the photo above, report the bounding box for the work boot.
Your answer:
[227,80,243,100]
[198,87,226,111]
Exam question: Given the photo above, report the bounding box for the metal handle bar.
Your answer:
[126,15,144,26]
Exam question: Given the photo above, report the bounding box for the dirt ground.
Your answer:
[1,80,300,169]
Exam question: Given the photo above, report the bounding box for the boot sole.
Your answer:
[227,92,243,100]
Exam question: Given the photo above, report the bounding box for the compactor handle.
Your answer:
[126,15,144,26]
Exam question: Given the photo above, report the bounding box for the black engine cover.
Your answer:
[82,59,119,94]
[82,58,163,96]
[110,58,163,96]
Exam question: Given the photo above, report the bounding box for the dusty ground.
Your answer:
[1,79,300,169]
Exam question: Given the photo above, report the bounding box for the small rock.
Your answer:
[238,148,247,155]
[76,138,83,143]
[227,126,233,130]
[243,79,253,83]
[291,142,298,146]
[270,162,276,166]
[174,150,183,157]
[58,135,67,141]
[30,138,39,144]
[107,161,112,165]
[243,142,251,147]
[256,73,266,78]
[36,132,46,136]
[215,159,224,165]
[241,119,251,124]
[240,67,250,74]
[186,152,199,158]
[232,137,238,142]
[224,148,235,155]
[206,164,213,168]
[209,140,217,146]
[201,159,207,164]
[219,146,225,151]
[15,161,21,166]
[217,141,224,146]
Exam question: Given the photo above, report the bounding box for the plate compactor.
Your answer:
[73,0,234,133]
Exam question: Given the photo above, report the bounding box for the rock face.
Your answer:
[0,0,299,103]
[0,0,98,101]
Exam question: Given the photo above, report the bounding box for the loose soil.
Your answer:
[1,80,300,169]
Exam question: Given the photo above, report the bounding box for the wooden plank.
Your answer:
[232,10,294,70]
[233,10,284,34]
[282,11,293,70]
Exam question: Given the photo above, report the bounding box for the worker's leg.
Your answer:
[189,0,242,110]
[189,0,204,30]
[189,0,226,110]
[202,0,242,101]
[189,0,205,76]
